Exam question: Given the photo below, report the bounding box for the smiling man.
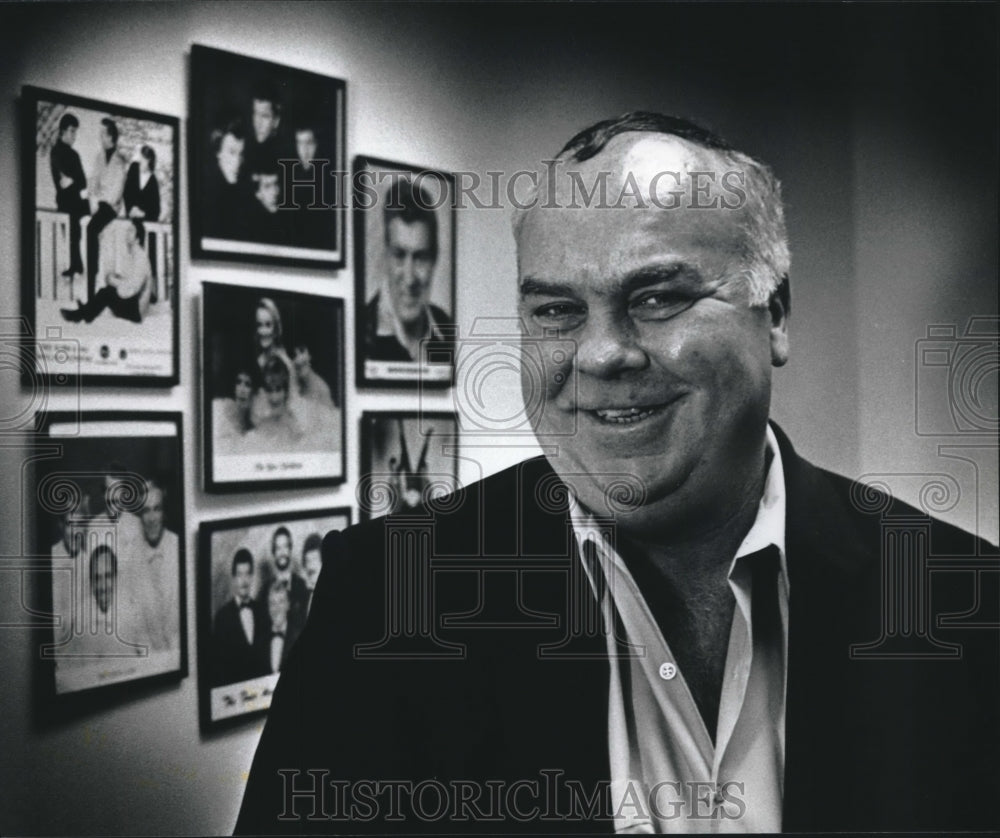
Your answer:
[364,177,455,364]
[237,113,998,835]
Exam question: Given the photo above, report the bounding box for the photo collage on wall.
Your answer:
[22,44,461,722]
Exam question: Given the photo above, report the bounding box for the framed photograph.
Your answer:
[358,411,460,520]
[34,412,186,704]
[202,282,346,492]
[189,44,346,269]
[354,156,456,387]
[198,507,351,730]
[21,86,180,386]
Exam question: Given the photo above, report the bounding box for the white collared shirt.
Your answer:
[375,293,446,361]
[569,426,789,833]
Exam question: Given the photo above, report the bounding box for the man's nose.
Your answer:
[401,256,421,288]
[573,311,647,378]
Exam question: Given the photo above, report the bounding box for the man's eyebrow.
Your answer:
[519,264,688,297]
[519,277,580,297]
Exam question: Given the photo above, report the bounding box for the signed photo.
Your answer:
[197,507,351,729]
[189,45,346,268]
[22,87,179,386]
[354,157,456,387]
[36,412,186,704]
[202,282,345,492]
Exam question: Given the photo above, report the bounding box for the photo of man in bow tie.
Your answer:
[211,548,268,686]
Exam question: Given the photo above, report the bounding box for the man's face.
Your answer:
[252,99,279,143]
[92,552,114,614]
[217,133,244,184]
[141,485,165,547]
[386,219,436,326]
[272,532,292,571]
[295,130,317,166]
[233,562,253,600]
[303,548,322,590]
[516,134,788,533]
[61,125,77,146]
[256,174,280,213]
[100,124,114,151]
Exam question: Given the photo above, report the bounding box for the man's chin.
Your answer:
[397,308,425,327]
[553,456,692,519]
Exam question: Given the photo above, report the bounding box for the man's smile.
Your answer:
[591,404,665,424]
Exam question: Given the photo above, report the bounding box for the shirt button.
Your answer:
[658,662,677,680]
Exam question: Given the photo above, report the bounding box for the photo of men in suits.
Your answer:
[190,45,345,265]
[31,93,179,382]
[210,548,267,686]
[200,509,350,727]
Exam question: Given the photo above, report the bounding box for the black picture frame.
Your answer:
[189,44,347,269]
[358,411,460,520]
[21,86,181,387]
[197,506,351,731]
[34,411,187,709]
[353,156,457,388]
[201,282,346,492]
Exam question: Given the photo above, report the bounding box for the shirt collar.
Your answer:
[375,292,441,343]
[734,424,787,569]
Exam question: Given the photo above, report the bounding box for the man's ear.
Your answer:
[769,275,790,367]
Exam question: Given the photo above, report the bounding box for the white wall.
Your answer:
[0,3,994,835]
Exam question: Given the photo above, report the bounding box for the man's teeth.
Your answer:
[593,406,658,423]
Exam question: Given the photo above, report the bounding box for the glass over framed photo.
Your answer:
[22,86,180,386]
[354,156,456,388]
[197,507,351,730]
[358,411,460,520]
[35,412,186,705]
[202,282,346,492]
[189,44,346,269]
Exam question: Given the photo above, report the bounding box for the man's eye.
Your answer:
[629,292,695,319]
[532,302,585,326]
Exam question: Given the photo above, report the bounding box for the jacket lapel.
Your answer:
[774,424,884,830]
[481,458,614,829]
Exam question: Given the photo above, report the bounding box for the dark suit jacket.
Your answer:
[50,140,87,215]
[236,426,999,833]
[212,597,269,686]
[123,162,161,222]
